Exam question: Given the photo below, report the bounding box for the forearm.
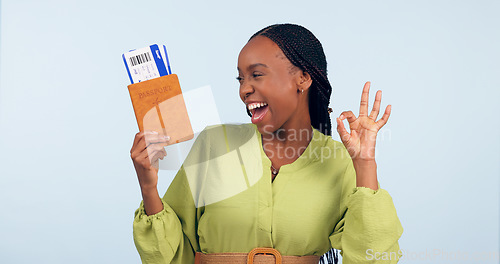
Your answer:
[141,186,164,215]
[353,160,379,190]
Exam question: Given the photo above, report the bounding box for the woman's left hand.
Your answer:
[336,81,391,163]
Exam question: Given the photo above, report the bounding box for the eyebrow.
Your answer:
[237,63,269,71]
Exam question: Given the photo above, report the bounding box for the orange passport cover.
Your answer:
[127,74,194,144]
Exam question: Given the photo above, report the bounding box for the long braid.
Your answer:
[249,24,338,264]
[249,24,333,136]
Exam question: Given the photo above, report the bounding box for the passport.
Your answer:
[124,45,193,145]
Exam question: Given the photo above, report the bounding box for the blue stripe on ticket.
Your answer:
[122,53,134,84]
[163,45,172,75]
[150,44,168,77]
[122,44,172,84]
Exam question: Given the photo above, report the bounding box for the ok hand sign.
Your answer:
[336,82,391,162]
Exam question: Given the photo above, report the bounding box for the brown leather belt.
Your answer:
[194,248,320,264]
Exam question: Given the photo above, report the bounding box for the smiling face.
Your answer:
[237,35,312,135]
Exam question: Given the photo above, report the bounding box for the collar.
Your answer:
[251,124,325,174]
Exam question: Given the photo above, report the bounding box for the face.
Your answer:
[237,36,311,134]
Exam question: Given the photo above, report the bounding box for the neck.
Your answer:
[261,118,313,167]
[262,122,312,145]
[261,98,312,146]
[260,97,312,169]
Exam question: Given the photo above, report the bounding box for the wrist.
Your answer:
[140,185,159,197]
[352,159,379,190]
[140,187,163,216]
[353,159,377,169]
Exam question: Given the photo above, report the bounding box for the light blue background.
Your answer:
[0,0,498,263]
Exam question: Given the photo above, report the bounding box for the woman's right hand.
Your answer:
[130,131,170,191]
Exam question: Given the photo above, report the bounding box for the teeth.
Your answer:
[247,102,267,110]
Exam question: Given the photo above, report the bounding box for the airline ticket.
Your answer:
[122,44,172,84]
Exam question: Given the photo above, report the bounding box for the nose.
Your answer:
[239,81,254,101]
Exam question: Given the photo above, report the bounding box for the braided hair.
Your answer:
[248,23,334,136]
[249,24,338,264]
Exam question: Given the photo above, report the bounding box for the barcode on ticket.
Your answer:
[129,52,152,66]
[123,44,172,84]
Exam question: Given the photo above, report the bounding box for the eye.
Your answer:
[252,72,263,78]
[236,76,243,82]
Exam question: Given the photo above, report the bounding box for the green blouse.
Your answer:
[133,123,403,263]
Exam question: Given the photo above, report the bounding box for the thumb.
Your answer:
[336,117,351,145]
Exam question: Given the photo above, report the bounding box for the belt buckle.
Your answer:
[247,248,282,264]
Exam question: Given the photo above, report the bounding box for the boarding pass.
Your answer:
[122,44,172,84]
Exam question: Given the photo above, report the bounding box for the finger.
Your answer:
[131,134,149,160]
[131,130,159,153]
[146,143,168,156]
[149,148,166,167]
[359,82,370,117]
[131,134,169,160]
[159,148,167,160]
[151,148,167,169]
[376,104,392,129]
[145,134,170,148]
[369,90,382,120]
[336,117,351,144]
[340,111,357,125]
[136,146,166,168]
[151,147,168,169]
[135,148,152,168]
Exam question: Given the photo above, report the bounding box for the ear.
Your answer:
[297,70,313,92]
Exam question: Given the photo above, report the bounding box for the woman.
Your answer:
[131,23,403,264]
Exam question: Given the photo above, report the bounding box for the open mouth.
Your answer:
[247,102,269,124]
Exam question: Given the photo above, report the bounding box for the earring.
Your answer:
[301,89,304,94]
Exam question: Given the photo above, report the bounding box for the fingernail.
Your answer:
[340,114,344,119]
[145,131,158,134]
[163,135,170,141]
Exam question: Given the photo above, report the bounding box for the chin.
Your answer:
[256,122,279,136]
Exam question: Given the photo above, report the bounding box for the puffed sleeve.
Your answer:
[133,165,200,264]
[133,127,212,264]
[329,161,404,263]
